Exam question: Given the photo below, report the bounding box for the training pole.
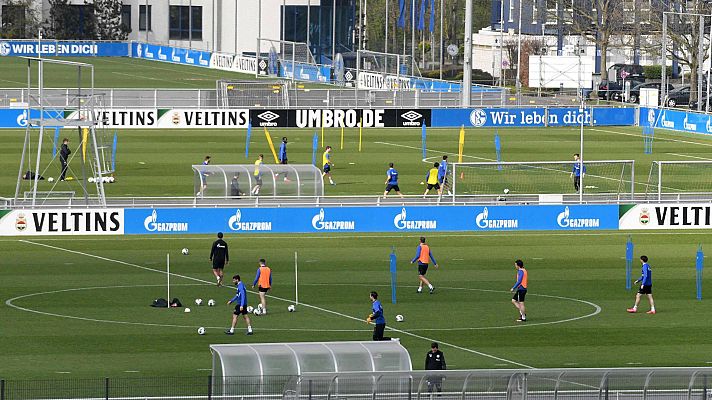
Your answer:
[321,126,324,148]
[625,236,634,290]
[294,251,299,305]
[340,126,344,150]
[166,253,170,308]
[390,247,397,304]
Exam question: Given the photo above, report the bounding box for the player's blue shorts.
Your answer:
[323,164,331,173]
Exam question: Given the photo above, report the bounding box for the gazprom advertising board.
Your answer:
[123,205,618,234]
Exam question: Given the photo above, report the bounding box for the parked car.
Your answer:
[612,82,675,103]
[664,86,691,108]
[689,95,712,111]
[598,77,645,100]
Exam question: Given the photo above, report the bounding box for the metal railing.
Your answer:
[5,193,712,209]
[1,368,711,400]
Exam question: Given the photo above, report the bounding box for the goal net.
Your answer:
[356,50,420,77]
[646,161,712,200]
[216,80,289,108]
[452,160,635,197]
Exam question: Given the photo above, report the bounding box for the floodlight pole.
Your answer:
[462,0,472,107]
[661,13,667,106]
[515,0,523,105]
[707,11,712,111]
[578,42,584,204]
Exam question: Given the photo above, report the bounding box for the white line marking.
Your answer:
[667,153,712,161]
[374,141,494,161]
[15,240,535,369]
[452,258,465,261]
[494,363,510,366]
[123,371,140,373]
[592,128,712,148]
[197,368,212,371]
[532,257,544,260]
[627,362,643,365]
[55,371,71,374]
[302,283,602,331]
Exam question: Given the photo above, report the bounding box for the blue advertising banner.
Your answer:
[0,109,64,128]
[124,204,618,234]
[640,107,712,135]
[431,107,636,128]
[132,42,210,68]
[0,40,128,57]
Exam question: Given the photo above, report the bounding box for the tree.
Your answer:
[650,0,712,103]
[0,0,41,39]
[46,0,96,39]
[94,0,128,40]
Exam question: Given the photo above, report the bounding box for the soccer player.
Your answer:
[251,154,264,195]
[278,137,291,182]
[209,232,229,286]
[570,153,586,193]
[627,255,656,314]
[230,174,244,198]
[422,162,441,197]
[438,155,451,195]
[367,291,391,341]
[410,236,438,294]
[425,342,446,394]
[322,146,335,185]
[198,156,211,196]
[384,162,404,198]
[225,274,253,335]
[59,138,71,181]
[252,258,272,315]
[510,259,527,322]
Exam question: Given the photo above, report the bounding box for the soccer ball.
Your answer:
[181,248,189,255]
[184,307,191,313]
[47,177,54,182]
[246,306,254,313]
[395,314,404,322]
[207,299,215,307]
[288,304,296,312]
[197,327,205,335]
[88,177,95,183]
[256,304,263,311]
[253,308,261,316]
[195,298,203,306]
[108,176,115,183]
[503,188,510,194]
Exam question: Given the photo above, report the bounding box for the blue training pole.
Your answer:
[697,245,704,300]
[390,247,397,304]
[111,131,118,172]
[52,127,60,158]
[312,132,318,166]
[625,236,634,290]
[245,120,252,158]
[421,124,427,160]
[494,132,502,171]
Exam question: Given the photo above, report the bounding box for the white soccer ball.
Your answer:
[195,298,203,306]
[253,308,261,316]
[395,314,404,322]
[88,177,95,183]
[246,306,254,313]
[503,188,510,194]
[197,327,205,335]
[288,304,296,312]
[181,248,189,255]
[47,177,54,182]
[207,299,215,307]
[108,176,115,183]
[256,304,263,310]
[184,307,191,313]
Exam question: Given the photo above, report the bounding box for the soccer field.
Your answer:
[3,124,712,198]
[1,230,711,379]
[0,57,254,89]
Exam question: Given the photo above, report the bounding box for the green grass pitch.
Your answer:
[1,231,712,379]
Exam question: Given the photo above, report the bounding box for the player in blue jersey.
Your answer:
[384,163,404,197]
[226,274,254,335]
[570,153,586,193]
[628,255,656,314]
[197,155,211,197]
[367,291,391,341]
[438,155,451,195]
[278,137,291,182]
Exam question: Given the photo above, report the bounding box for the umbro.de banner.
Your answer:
[249,109,432,128]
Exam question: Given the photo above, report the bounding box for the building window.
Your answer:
[139,4,152,31]
[532,0,538,24]
[169,5,202,40]
[508,0,514,23]
[121,5,131,32]
[545,0,556,25]
[1,5,26,38]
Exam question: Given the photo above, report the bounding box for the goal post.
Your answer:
[646,161,712,201]
[452,160,635,198]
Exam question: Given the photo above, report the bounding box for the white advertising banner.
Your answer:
[357,71,411,90]
[64,109,250,128]
[0,209,124,236]
[619,204,712,230]
[209,53,257,74]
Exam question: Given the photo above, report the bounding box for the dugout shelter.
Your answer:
[193,164,323,198]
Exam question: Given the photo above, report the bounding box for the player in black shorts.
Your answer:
[510,259,528,322]
[384,163,404,197]
[209,232,229,286]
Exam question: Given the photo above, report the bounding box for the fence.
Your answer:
[1,368,711,400]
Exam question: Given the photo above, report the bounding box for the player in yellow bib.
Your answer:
[251,154,264,195]
[322,146,335,185]
[423,162,441,197]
